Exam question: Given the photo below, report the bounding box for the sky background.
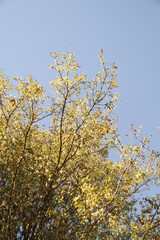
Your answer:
[0,0,160,154]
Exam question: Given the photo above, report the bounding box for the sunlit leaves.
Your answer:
[0,52,159,239]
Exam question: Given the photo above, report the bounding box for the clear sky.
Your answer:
[0,0,160,151]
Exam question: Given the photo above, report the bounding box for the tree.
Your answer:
[0,51,159,239]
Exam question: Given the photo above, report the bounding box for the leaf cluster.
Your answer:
[0,52,159,239]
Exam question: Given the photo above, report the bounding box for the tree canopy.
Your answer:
[0,51,159,239]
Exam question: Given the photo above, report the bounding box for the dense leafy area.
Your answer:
[0,51,159,239]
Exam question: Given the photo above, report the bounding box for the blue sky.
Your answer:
[0,0,160,151]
